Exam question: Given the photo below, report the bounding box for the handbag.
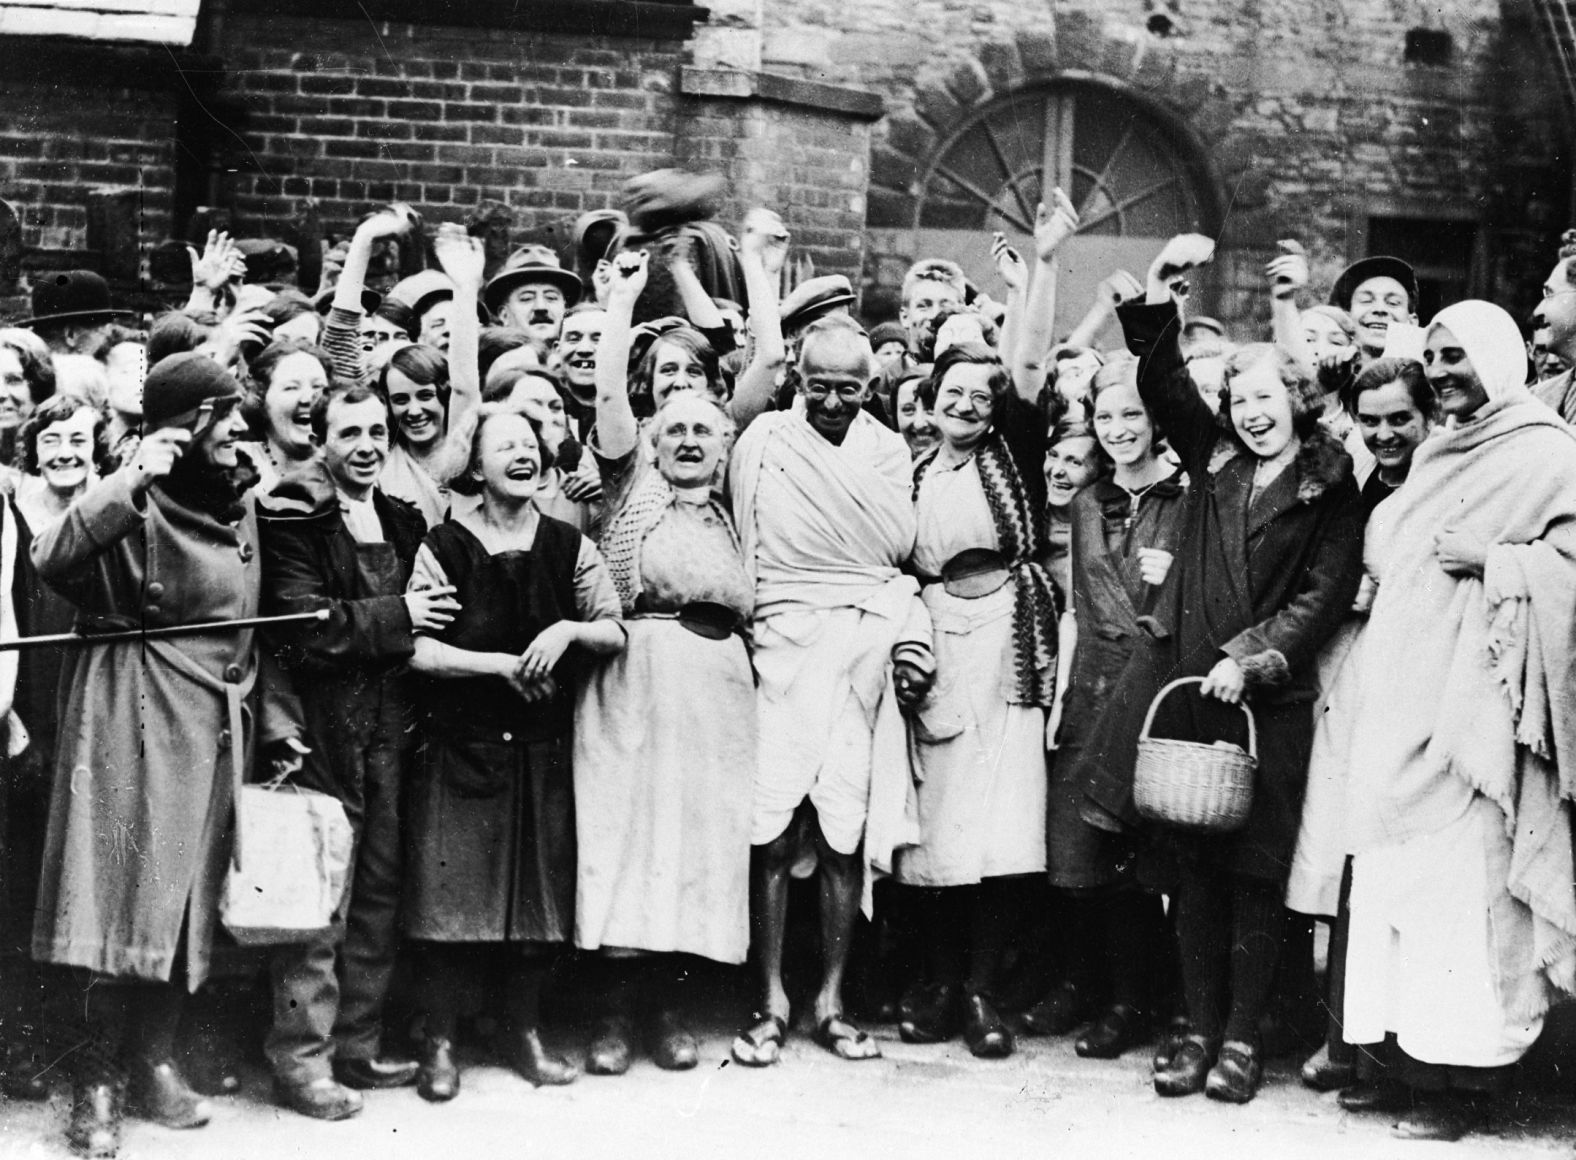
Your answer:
[221,779,353,945]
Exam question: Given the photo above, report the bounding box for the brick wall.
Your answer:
[0,74,176,256]
[751,0,1568,333]
[215,15,688,250]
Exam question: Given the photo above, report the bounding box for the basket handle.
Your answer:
[1138,676,1257,760]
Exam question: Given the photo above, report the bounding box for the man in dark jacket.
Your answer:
[258,385,458,1120]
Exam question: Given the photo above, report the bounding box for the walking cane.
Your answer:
[0,608,331,651]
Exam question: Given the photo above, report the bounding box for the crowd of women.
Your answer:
[0,176,1573,1155]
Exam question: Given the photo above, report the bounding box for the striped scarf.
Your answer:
[914,434,1058,706]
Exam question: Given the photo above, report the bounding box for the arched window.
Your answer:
[898,82,1217,333]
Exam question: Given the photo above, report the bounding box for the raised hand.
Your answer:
[404,584,462,635]
[991,232,1028,292]
[1146,233,1216,302]
[357,203,419,241]
[608,249,650,309]
[1033,188,1080,263]
[128,427,191,492]
[741,208,790,277]
[432,223,485,288]
[1266,240,1309,301]
[188,230,246,291]
[202,306,271,367]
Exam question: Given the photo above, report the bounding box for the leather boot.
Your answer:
[126,1059,211,1129]
[67,1082,122,1158]
[646,1009,698,1071]
[514,1028,578,1087]
[585,1016,634,1077]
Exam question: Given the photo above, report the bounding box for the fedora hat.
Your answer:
[483,245,583,317]
[780,275,856,333]
[19,270,132,329]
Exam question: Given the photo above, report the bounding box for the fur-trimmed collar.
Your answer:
[1205,423,1352,504]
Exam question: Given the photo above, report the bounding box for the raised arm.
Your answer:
[666,233,727,334]
[425,226,486,484]
[989,232,1028,369]
[323,207,416,388]
[1012,188,1080,403]
[1065,269,1142,351]
[184,230,246,316]
[594,250,649,462]
[729,208,790,432]
[1267,239,1315,376]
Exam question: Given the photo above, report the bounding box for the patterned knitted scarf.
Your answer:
[914,434,1058,706]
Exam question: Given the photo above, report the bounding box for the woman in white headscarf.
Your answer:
[1337,301,1576,1141]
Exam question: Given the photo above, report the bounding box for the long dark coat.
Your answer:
[1076,301,1364,881]
[30,472,303,987]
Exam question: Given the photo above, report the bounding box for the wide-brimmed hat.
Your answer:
[18,270,132,329]
[1329,256,1418,313]
[483,245,583,316]
[780,275,856,333]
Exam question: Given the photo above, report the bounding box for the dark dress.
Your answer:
[1046,471,1186,889]
[403,516,613,944]
[1076,301,1365,882]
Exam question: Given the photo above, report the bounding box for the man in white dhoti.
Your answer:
[728,320,934,1065]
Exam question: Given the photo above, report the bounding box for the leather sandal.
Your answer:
[1204,1039,1263,1104]
[730,1012,787,1068]
[1076,1003,1148,1060]
[812,1014,881,1061]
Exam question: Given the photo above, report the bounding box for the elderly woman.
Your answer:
[892,342,1056,1060]
[1336,303,1576,1141]
[31,354,306,1156]
[569,254,755,1074]
[1040,355,1187,1060]
[1077,235,1364,1104]
[403,404,624,1102]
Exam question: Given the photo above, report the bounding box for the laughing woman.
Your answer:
[893,341,1057,1060]
[1077,235,1364,1104]
[402,404,624,1102]
[239,339,331,492]
[1338,303,1576,1141]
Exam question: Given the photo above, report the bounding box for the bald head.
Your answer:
[797,320,875,445]
[798,319,875,383]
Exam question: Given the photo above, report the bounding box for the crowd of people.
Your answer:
[0,171,1573,1155]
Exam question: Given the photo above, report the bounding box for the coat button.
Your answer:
[146,582,165,599]
[502,731,513,742]
[238,543,255,563]
[223,664,242,682]
[144,605,161,618]
[218,729,232,749]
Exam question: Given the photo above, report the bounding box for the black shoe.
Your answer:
[332,1056,419,1090]
[1152,1015,1191,1071]
[68,1082,121,1158]
[1076,1004,1148,1060]
[898,982,960,1044]
[585,1015,634,1076]
[1020,982,1091,1037]
[514,1028,578,1087]
[1154,1035,1217,1097]
[1204,1039,1263,1104]
[1338,1079,1410,1113]
[1393,1095,1477,1142]
[646,1010,698,1071]
[1299,1043,1358,1092]
[273,1075,363,1121]
[962,993,1014,1059]
[417,1039,459,1103]
[126,1060,212,1129]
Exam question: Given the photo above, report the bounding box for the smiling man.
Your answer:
[1328,256,1419,363]
[728,318,935,1068]
[483,245,583,346]
[552,302,607,436]
[1530,231,1576,423]
[257,386,449,1123]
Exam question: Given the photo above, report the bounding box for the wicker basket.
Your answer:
[1133,676,1257,833]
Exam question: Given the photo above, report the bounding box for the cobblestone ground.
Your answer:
[1,1007,1573,1160]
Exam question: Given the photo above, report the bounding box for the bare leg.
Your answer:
[811,823,862,1025]
[750,829,796,1023]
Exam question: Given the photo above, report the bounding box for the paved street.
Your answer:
[1,1007,1573,1160]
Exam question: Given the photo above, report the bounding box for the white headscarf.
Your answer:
[1426,300,1528,404]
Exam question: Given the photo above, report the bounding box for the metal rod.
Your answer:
[0,609,332,652]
